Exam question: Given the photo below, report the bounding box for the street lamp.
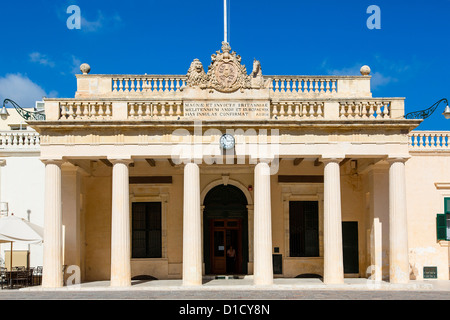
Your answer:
[1,99,46,121]
[405,98,450,120]
[0,104,9,120]
[443,105,450,120]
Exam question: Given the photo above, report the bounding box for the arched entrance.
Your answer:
[203,184,249,275]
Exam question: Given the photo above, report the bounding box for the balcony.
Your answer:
[0,131,40,153]
[409,131,450,151]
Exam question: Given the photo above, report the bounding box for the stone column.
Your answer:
[110,160,132,287]
[323,159,344,284]
[61,163,82,277]
[42,160,64,288]
[388,159,409,284]
[182,163,202,286]
[253,162,273,286]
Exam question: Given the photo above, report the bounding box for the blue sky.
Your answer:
[0,0,449,130]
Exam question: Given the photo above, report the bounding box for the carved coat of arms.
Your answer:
[186,42,266,93]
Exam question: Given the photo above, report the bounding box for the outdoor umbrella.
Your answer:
[0,215,43,288]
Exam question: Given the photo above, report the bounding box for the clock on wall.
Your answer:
[220,133,235,150]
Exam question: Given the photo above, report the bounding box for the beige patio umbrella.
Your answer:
[0,215,43,287]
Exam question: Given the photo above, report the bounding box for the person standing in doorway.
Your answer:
[226,245,236,274]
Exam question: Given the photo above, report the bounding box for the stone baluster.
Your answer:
[144,103,151,118]
[317,103,323,118]
[68,103,75,120]
[280,79,286,92]
[137,103,143,118]
[129,103,136,118]
[287,103,293,118]
[279,103,285,119]
[160,103,166,118]
[119,78,124,92]
[153,103,159,118]
[105,103,112,117]
[332,80,337,93]
[75,102,82,120]
[294,103,300,119]
[176,102,182,118]
[274,79,280,92]
[98,103,105,119]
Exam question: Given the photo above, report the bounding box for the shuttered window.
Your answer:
[437,198,450,241]
[289,201,319,257]
[132,202,162,258]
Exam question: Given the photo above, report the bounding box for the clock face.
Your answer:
[220,134,235,150]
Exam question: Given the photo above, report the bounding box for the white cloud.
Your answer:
[0,74,57,108]
[81,11,122,33]
[323,62,397,90]
[29,52,56,68]
[70,55,82,75]
[371,72,397,89]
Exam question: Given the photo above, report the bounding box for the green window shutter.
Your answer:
[437,214,448,241]
[445,198,450,214]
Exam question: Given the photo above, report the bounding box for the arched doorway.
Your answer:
[203,184,249,275]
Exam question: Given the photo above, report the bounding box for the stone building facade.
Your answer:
[31,43,450,288]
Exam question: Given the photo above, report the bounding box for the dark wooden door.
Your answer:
[342,222,359,274]
[210,219,242,274]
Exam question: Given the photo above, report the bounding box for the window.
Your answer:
[289,201,319,257]
[132,202,162,258]
[437,198,450,241]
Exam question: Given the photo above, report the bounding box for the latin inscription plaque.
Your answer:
[183,101,270,120]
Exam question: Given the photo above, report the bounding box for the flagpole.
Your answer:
[224,0,228,43]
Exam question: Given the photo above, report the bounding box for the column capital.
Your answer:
[40,158,64,166]
[386,156,410,164]
[320,157,344,165]
[108,158,134,166]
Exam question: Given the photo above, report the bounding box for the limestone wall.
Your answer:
[78,158,367,281]
[406,154,450,280]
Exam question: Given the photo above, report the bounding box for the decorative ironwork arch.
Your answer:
[405,98,448,120]
[2,99,46,121]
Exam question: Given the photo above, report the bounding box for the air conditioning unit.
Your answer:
[0,202,8,216]
[35,101,45,111]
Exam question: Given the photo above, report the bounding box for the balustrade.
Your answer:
[339,101,391,119]
[0,131,40,149]
[112,76,186,93]
[271,102,324,119]
[128,102,183,120]
[409,131,450,150]
[59,102,112,120]
[268,76,338,95]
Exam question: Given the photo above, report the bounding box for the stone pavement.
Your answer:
[1,276,447,297]
[13,276,450,291]
[0,277,449,300]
